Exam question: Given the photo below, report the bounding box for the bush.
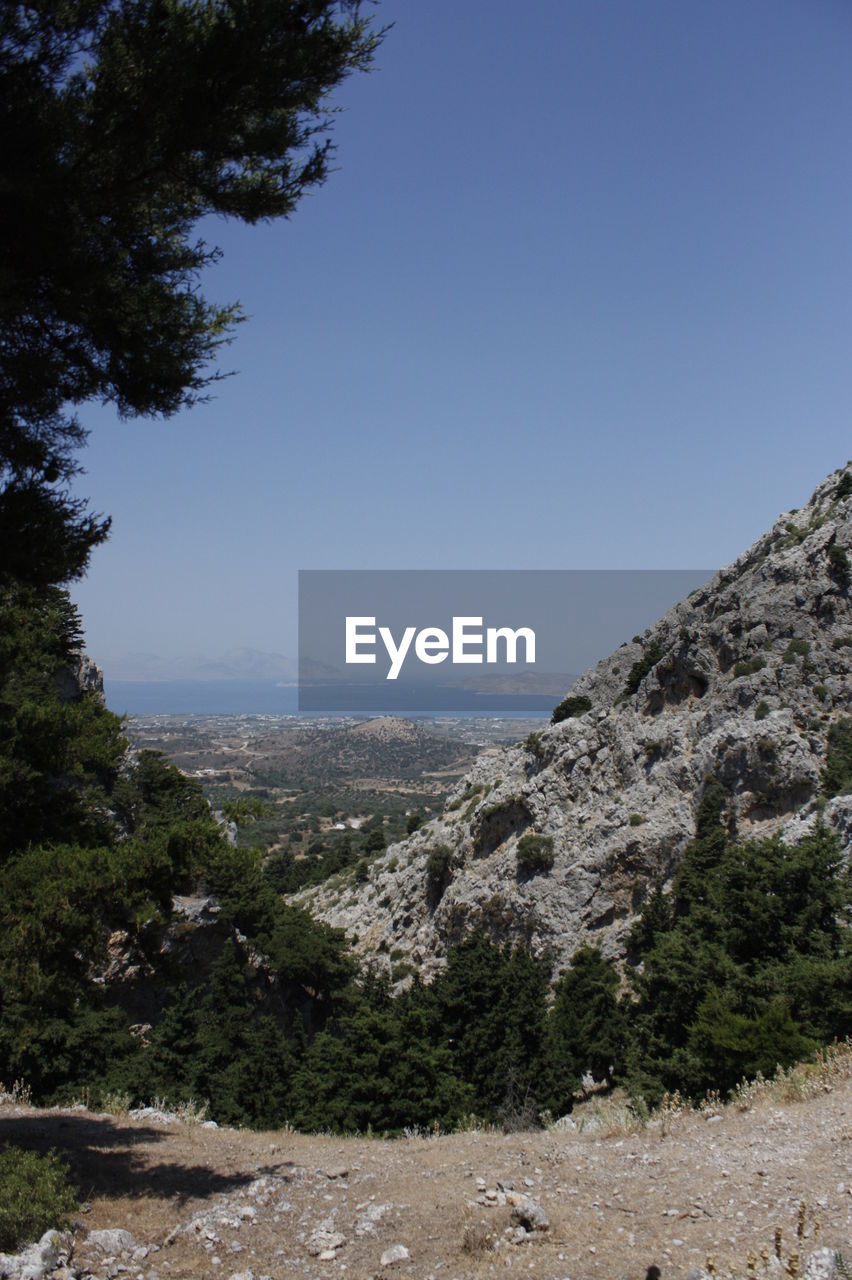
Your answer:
[623,641,665,696]
[425,845,454,898]
[783,637,810,663]
[0,1147,78,1251]
[823,717,852,798]
[836,471,852,500]
[551,694,592,725]
[516,833,554,875]
[755,701,770,721]
[733,656,765,678]
[628,813,645,827]
[364,828,386,854]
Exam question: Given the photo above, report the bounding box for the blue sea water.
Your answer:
[105,679,556,718]
[105,680,300,716]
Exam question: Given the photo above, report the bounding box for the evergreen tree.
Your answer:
[1,1,384,585]
[542,947,626,1115]
[427,930,549,1118]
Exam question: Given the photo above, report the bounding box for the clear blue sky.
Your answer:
[72,0,852,677]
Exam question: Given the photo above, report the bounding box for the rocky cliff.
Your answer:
[298,465,852,980]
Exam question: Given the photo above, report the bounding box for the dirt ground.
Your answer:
[1,1079,850,1280]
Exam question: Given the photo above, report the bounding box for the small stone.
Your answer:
[88,1230,136,1254]
[307,1230,346,1257]
[509,1197,550,1233]
[379,1244,410,1267]
[802,1249,844,1280]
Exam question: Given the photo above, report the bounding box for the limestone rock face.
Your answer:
[299,465,852,980]
[52,652,105,703]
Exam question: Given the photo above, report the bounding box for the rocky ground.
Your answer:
[1,1075,849,1280]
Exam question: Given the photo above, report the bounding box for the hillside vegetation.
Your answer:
[0,564,849,1135]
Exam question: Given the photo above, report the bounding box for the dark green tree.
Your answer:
[542,946,626,1115]
[291,972,472,1133]
[0,586,127,855]
[427,930,549,1119]
[626,812,851,1102]
[1,0,384,585]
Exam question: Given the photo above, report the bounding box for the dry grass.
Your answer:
[0,1049,849,1277]
[731,1038,852,1111]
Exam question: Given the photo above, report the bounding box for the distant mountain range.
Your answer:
[101,647,296,682]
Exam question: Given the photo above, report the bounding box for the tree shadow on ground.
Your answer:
[0,1111,270,1205]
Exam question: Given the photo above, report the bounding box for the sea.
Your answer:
[104,679,557,719]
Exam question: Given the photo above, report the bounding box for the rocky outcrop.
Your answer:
[299,464,852,979]
[53,653,105,703]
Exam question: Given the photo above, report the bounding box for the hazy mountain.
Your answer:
[103,647,295,681]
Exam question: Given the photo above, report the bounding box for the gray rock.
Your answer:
[803,1249,846,1280]
[380,1244,410,1267]
[509,1197,550,1232]
[306,1229,345,1257]
[88,1228,136,1254]
[0,1230,68,1280]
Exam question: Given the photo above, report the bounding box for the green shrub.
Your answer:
[783,637,810,663]
[755,701,770,721]
[447,783,484,812]
[823,717,852,798]
[364,829,387,854]
[623,641,665,696]
[833,634,852,650]
[629,813,645,827]
[814,685,828,703]
[515,833,555,875]
[733,656,766,678]
[836,471,852,500]
[0,1147,78,1251]
[828,544,850,588]
[425,845,454,896]
[550,694,592,725]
